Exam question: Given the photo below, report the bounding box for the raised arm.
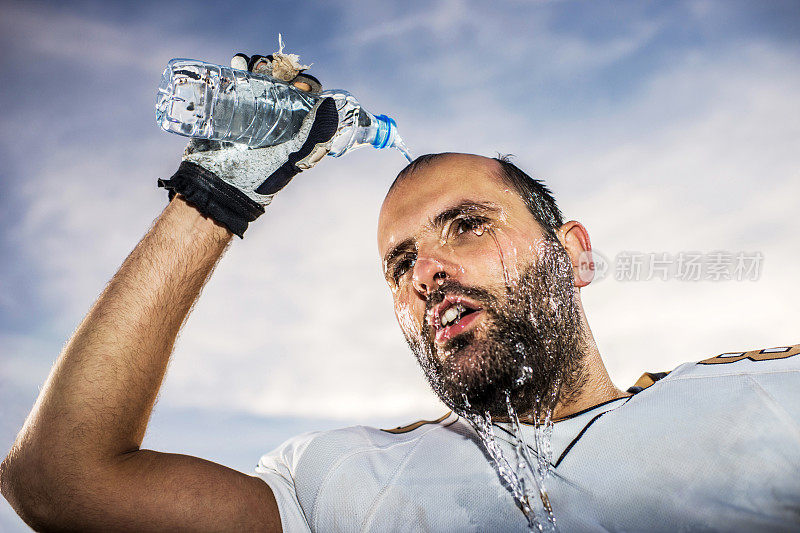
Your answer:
[1,53,339,531]
[0,197,286,531]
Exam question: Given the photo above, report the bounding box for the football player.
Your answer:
[2,54,798,532]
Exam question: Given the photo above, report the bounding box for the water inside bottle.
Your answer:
[158,59,412,161]
[156,59,315,146]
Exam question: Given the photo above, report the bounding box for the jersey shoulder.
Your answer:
[257,411,459,479]
[629,343,800,391]
[669,342,800,382]
[622,343,800,426]
[256,412,463,523]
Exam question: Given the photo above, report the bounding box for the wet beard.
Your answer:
[405,240,588,418]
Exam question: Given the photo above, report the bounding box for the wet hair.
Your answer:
[389,153,564,238]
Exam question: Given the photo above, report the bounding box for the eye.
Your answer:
[452,216,488,237]
[390,255,416,284]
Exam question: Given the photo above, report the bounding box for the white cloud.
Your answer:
[322,0,661,118]
[339,0,470,46]
[0,1,223,73]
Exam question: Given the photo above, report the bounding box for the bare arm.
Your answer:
[0,197,281,531]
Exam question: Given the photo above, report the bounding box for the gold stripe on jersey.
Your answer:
[698,344,800,365]
[632,372,669,390]
[382,412,452,434]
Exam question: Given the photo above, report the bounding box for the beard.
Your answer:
[404,239,588,419]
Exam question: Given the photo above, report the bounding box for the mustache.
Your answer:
[422,280,500,345]
[424,279,498,315]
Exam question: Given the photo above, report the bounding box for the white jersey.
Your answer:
[254,345,800,532]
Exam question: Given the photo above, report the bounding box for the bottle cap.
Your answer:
[372,114,397,149]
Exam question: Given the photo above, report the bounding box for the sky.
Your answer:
[1,0,799,529]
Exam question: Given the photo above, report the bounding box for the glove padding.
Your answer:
[158,54,339,238]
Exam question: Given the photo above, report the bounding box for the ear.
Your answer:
[556,221,594,288]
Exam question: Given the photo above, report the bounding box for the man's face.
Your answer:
[377,154,586,416]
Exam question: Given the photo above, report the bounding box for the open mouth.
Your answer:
[429,296,484,344]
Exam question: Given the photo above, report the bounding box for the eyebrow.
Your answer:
[382,200,501,274]
[430,200,500,231]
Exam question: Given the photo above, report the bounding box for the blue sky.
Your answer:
[1,0,799,529]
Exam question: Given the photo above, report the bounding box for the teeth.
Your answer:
[440,304,467,327]
[441,307,458,326]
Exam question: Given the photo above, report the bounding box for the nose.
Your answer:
[411,254,456,298]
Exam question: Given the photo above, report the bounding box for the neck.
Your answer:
[551,304,629,420]
[489,356,627,425]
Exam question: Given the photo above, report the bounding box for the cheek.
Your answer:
[393,293,424,335]
[483,227,544,283]
[468,244,508,283]
[438,235,507,285]
[453,229,526,287]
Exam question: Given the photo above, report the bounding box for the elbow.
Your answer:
[1,447,62,531]
[2,439,115,531]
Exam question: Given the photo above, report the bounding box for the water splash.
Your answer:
[458,394,557,532]
[505,393,557,532]
[461,408,534,525]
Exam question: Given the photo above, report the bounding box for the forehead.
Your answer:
[377,154,533,253]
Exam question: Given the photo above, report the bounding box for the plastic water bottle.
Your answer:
[155,58,411,161]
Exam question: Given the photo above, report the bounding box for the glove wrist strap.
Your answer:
[158,161,264,238]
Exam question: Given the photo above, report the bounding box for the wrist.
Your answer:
[158,161,265,238]
[164,194,234,243]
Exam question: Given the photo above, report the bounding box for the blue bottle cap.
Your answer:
[372,114,397,149]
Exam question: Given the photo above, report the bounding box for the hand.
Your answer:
[158,53,339,237]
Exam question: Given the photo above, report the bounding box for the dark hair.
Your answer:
[389,153,564,237]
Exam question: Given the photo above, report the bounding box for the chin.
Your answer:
[438,339,516,413]
[437,333,486,378]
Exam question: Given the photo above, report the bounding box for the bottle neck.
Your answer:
[371,114,396,149]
